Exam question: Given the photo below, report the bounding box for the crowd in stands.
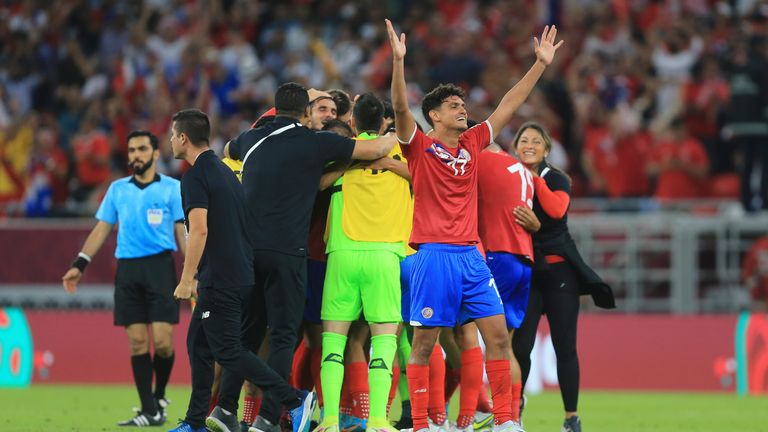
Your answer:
[1,0,767,217]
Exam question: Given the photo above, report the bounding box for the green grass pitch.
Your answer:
[0,385,765,431]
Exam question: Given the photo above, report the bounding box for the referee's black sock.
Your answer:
[131,353,157,415]
[153,352,174,400]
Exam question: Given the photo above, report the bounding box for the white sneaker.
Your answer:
[451,424,473,432]
[428,419,450,432]
[472,413,493,432]
[492,420,524,432]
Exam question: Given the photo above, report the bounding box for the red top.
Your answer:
[650,137,708,200]
[584,127,651,198]
[742,236,768,302]
[477,150,534,260]
[73,131,111,187]
[402,121,491,246]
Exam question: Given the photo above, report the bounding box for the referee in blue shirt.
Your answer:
[62,130,186,427]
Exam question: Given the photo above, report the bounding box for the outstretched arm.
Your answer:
[486,25,564,141]
[386,19,417,145]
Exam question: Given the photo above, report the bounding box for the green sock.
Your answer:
[398,329,412,401]
[321,331,348,425]
[368,333,398,422]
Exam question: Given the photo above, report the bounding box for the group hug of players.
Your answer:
[205,22,582,432]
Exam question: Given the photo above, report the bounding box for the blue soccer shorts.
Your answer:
[303,259,326,324]
[400,253,417,323]
[409,243,503,327]
[486,252,532,329]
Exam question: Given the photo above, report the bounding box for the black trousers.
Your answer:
[218,251,307,422]
[184,285,298,429]
[737,136,768,211]
[512,261,581,412]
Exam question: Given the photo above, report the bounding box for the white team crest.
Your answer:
[421,307,434,319]
[427,143,471,175]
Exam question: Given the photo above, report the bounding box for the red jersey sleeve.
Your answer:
[400,125,431,161]
[533,174,570,220]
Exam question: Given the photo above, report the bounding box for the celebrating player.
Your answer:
[386,18,563,432]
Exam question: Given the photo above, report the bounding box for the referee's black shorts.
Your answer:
[114,251,179,326]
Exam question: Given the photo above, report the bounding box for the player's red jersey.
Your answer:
[401,121,491,246]
[477,150,534,261]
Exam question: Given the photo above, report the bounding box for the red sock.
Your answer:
[407,364,430,431]
[486,360,512,425]
[458,347,483,426]
[208,393,219,416]
[348,361,369,419]
[444,366,461,402]
[311,347,324,407]
[388,365,401,415]
[242,396,262,424]
[340,378,352,415]
[291,339,313,390]
[477,382,492,413]
[428,345,446,425]
[511,382,522,421]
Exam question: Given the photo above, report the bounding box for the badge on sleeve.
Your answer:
[147,209,163,228]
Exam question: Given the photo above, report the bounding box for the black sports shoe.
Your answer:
[155,397,171,422]
[118,411,164,427]
[393,400,413,430]
[207,406,241,432]
[561,416,581,432]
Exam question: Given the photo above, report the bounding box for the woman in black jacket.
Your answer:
[510,122,614,432]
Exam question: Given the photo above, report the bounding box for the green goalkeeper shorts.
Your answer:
[322,249,402,323]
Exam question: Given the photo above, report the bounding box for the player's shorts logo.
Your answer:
[421,307,434,319]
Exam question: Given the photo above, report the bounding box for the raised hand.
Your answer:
[385,19,407,61]
[534,25,564,66]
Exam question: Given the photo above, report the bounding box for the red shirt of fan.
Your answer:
[478,150,534,261]
[650,136,709,200]
[401,121,491,246]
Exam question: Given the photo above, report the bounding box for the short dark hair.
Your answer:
[275,82,309,118]
[382,98,394,120]
[322,119,354,138]
[353,93,384,134]
[328,89,352,117]
[126,130,159,150]
[172,109,211,147]
[421,83,466,127]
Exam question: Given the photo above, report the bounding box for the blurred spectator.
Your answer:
[581,105,652,198]
[70,110,110,206]
[24,126,69,216]
[647,118,709,200]
[683,56,730,172]
[1,0,766,216]
[723,38,768,212]
[742,235,768,311]
[0,115,35,214]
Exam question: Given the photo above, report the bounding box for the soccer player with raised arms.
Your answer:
[385,18,563,432]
